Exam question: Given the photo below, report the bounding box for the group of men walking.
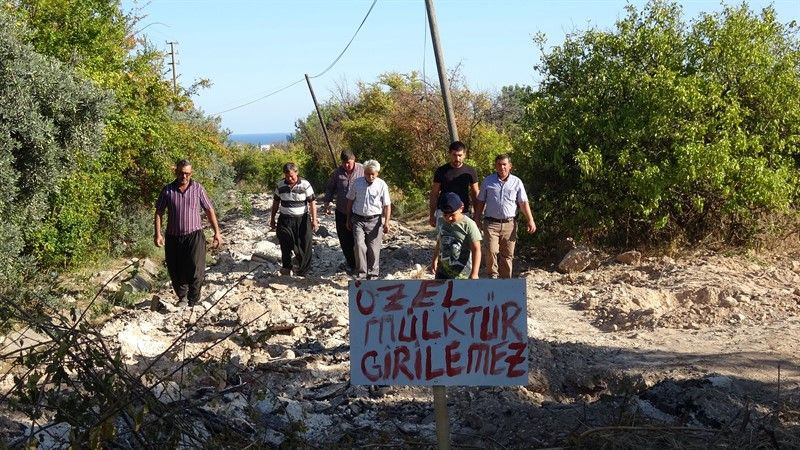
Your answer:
[153,142,536,304]
[428,141,536,280]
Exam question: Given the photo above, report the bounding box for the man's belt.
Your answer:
[353,213,381,220]
[484,216,514,223]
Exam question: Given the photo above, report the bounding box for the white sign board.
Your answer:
[349,279,528,386]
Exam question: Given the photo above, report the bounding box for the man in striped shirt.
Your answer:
[154,159,222,306]
[270,163,319,276]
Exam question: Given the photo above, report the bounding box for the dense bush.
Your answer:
[515,1,800,247]
[0,12,110,278]
[232,142,311,192]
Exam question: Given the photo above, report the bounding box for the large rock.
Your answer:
[615,250,642,265]
[238,301,269,327]
[118,319,170,359]
[557,247,595,273]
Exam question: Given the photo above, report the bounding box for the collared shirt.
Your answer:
[155,180,214,236]
[274,178,315,216]
[347,177,391,216]
[325,163,364,213]
[477,173,529,220]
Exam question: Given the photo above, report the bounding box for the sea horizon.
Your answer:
[228,132,291,146]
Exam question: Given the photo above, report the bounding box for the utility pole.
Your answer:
[304,74,338,168]
[166,41,178,95]
[425,6,457,450]
[426,0,458,143]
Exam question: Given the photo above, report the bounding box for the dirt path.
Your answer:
[5,192,799,448]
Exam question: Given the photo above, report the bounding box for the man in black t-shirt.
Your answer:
[428,141,479,228]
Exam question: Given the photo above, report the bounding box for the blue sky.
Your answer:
[124,0,799,134]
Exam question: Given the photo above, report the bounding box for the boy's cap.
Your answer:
[440,192,463,214]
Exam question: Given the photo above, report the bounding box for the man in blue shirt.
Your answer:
[474,154,536,278]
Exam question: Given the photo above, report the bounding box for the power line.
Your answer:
[211,0,378,116]
[212,78,305,115]
[308,0,377,79]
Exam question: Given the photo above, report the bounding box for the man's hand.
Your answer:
[154,234,164,248]
[429,260,438,275]
[346,218,352,231]
[474,218,482,231]
[428,214,436,228]
[383,221,390,234]
[312,218,320,232]
[269,217,277,231]
[324,204,332,215]
[527,220,537,234]
[212,233,222,249]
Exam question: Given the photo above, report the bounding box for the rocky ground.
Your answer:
[2,192,799,448]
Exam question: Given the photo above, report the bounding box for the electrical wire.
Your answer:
[212,78,305,115]
[308,0,377,79]
[211,0,378,116]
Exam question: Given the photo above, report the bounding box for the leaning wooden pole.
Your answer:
[426,0,458,143]
[305,74,338,167]
[426,2,457,449]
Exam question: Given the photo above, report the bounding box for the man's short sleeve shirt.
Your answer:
[436,216,482,279]
[274,178,315,216]
[433,163,478,211]
[477,173,529,220]
[347,177,391,216]
[155,181,213,236]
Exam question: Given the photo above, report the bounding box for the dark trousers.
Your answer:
[165,230,206,303]
[276,214,313,275]
[335,209,356,270]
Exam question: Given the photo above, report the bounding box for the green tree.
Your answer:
[6,0,233,265]
[517,0,800,247]
[0,11,109,276]
[295,71,506,214]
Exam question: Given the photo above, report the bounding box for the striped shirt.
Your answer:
[155,181,214,236]
[274,178,315,216]
[347,177,391,216]
[477,173,529,220]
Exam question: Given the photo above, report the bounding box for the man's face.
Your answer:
[449,149,465,168]
[342,158,356,173]
[284,170,299,185]
[175,165,192,187]
[495,158,512,179]
[364,169,378,184]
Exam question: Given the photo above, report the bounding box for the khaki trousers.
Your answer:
[483,220,517,278]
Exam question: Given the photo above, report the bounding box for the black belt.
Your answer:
[484,216,514,223]
[353,213,381,220]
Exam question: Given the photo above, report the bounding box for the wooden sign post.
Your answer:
[349,279,528,448]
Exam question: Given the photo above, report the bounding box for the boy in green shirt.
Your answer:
[431,192,482,279]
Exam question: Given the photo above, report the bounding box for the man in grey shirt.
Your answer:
[474,154,536,278]
[324,150,364,273]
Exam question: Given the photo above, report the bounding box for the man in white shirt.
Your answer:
[346,160,391,280]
